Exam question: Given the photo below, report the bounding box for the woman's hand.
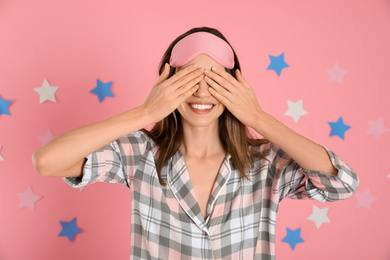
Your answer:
[204,67,342,176]
[141,63,205,123]
[204,67,264,128]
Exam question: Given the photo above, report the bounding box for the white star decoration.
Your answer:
[307,205,331,229]
[366,117,389,140]
[355,188,377,211]
[37,128,55,147]
[284,99,308,123]
[326,61,348,85]
[34,78,59,103]
[17,186,42,211]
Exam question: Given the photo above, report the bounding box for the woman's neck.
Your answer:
[180,121,225,159]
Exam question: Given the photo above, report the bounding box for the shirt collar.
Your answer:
[167,148,232,231]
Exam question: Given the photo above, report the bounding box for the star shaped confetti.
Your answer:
[38,128,55,147]
[284,99,308,123]
[34,78,59,103]
[90,79,114,102]
[17,186,42,211]
[307,205,331,229]
[281,227,305,250]
[328,116,351,140]
[58,217,83,242]
[366,117,389,141]
[326,61,348,85]
[0,144,4,161]
[355,188,377,211]
[266,53,289,76]
[0,95,12,116]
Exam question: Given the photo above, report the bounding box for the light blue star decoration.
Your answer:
[266,53,289,76]
[328,116,351,140]
[0,95,12,116]
[58,217,83,242]
[282,227,305,250]
[90,79,114,102]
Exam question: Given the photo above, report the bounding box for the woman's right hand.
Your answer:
[140,63,205,123]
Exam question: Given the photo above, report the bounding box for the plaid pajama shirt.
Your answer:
[63,130,359,260]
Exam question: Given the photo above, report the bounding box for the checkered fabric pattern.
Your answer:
[63,130,359,260]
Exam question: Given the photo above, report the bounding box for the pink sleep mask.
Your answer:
[169,32,235,69]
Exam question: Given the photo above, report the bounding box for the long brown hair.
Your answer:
[140,26,270,186]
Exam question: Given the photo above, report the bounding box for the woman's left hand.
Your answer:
[204,67,264,128]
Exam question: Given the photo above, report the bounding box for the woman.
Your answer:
[32,27,359,260]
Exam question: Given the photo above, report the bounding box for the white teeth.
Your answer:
[189,104,214,110]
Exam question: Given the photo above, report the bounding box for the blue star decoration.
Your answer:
[328,116,351,140]
[0,95,12,116]
[282,227,305,250]
[58,217,83,242]
[90,79,114,102]
[266,53,289,76]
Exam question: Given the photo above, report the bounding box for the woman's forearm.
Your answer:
[32,105,153,177]
[253,111,338,176]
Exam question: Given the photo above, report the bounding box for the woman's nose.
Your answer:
[193,78,212,97]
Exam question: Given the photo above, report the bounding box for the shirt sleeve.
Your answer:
[267,143,360,203]
[62,130,150,189]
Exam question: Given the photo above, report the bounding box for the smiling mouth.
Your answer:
[187,103,215,113]
[187,103,215,109]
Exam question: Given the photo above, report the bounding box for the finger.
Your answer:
[176,84,200,103]
[173,73,204,96]
[171,68,204,92]
[164,65,202,88]
[205,70,237,94]
[209,67,241,88]
[153,63,171,87]
[208,86,231,106]
[235,69,251,89]
[204,76,234,102]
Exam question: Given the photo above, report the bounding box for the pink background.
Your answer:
[1,0,389,259]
